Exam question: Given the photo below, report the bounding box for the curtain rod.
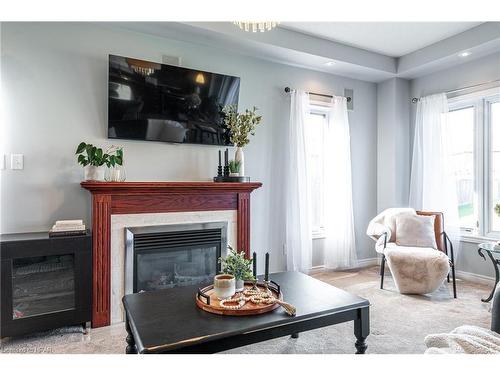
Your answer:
[284,87,352,103]
[411,78,500,103]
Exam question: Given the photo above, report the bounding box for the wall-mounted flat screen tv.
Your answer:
[108,55,240,146]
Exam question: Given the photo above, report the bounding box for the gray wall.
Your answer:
[410,52,500,278]
[376,78,410,212]
[1,22,378,272]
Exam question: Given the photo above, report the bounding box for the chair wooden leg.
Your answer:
[447,274,450,283]
[380,255,386,289]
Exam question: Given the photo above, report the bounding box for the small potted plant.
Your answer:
[104,145,126,182]
[228,159,241,177]
[76,142,125,181]
[218,245,254,292]
[76,142,108,181]
[222,105,262,176]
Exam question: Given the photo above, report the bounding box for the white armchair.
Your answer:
[367,208,456,297]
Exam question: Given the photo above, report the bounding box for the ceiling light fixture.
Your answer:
[325,61,336,66]
[459,51,471,58]
[234,22,279,33]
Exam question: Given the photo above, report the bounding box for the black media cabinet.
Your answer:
[1,232,91,338]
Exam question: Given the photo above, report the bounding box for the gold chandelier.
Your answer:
[233,22,279,33]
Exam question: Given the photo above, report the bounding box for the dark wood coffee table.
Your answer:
[122,271,370,354]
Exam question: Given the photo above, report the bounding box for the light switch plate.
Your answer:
[11,154,24,170]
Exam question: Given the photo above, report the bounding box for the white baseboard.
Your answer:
[456,270,495,286]
[357,257,380,268]
[311,257,380,271]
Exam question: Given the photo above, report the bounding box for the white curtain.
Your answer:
[285,90,312,272]
[409,93,460,247]
[323,96,358,269]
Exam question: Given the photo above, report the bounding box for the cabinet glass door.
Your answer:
[12,254,75,319]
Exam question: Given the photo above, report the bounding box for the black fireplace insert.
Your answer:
[125,222,227,294]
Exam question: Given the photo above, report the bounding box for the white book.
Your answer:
[55,219,83,226]
[51,225,86,232]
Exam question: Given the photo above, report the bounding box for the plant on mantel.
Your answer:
[222,105,262,177]
[75,142,123,181]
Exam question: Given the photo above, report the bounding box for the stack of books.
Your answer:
[49,220,86,237]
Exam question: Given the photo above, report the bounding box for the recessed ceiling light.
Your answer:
[325,61,336,66]
[459,51,471,58]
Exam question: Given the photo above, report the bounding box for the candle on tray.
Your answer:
[264,252,270,281]
[253,252,257,278]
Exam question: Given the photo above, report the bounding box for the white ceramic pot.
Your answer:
[84,165,105,181]
[213,274,235,300]
[235,146,244,176]
[235,278,244,292]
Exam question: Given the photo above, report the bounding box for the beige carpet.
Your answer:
[0,266,493,354]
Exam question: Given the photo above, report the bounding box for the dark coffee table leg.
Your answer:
[291,333,299,339]
[354,306,369,354]
[125,316,137,354]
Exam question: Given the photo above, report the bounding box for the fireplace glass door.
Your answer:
[136,245,217,292]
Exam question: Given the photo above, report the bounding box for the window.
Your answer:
[447,107,477,230]
[447,88,500,237]
[304,106,328,238]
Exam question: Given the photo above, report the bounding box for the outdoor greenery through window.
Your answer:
[448,89,500,237]
[305,108,327,238]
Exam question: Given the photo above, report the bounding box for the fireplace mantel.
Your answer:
[81,181,262,327]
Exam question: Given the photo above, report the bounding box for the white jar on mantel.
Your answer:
[84,165,105,181]
[235,146,244,176]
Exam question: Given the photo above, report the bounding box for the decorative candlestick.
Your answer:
[217,150,223,177]
[252,252,257,279]
[264,252,270,282]
[223,148,230,176]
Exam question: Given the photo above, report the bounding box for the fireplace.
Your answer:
[81,181,261,327]
[124,222,227,294]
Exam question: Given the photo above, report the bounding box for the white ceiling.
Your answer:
[280,22,483,57]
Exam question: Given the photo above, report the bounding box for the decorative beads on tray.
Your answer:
[219,285,275,310]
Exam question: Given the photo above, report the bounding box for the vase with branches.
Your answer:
[222,105,262,176]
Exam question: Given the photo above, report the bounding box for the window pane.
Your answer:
[447,107,477,229]
[490,102,500,232]
[305,112,325,232]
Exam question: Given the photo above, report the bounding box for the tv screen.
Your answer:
[108,55,240,146]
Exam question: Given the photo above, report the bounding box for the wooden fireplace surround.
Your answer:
[81,181,262,328]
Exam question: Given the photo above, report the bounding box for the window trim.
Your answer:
[449,87,500,239]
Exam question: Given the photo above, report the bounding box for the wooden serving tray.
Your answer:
[196,281,282,316]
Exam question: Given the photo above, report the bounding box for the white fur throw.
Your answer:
[366,208,416,251]
[385,244,450,294]
[395,213,437,249]
[424,325,500,354]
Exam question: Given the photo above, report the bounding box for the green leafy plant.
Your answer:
[105,145,124,167]
[218,245,254,281]
[228,159,241,173]
[222,105,262,147]
[495,203,500,217]
[75,142,123,167]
